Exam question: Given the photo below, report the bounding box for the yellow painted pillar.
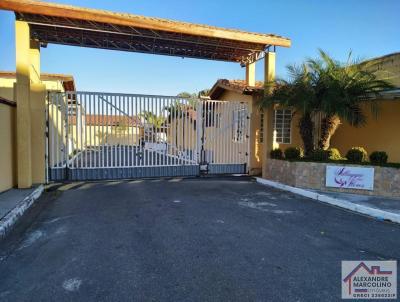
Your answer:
[28,39,46,184]
[262,51,276,178]
[30,83,46,184]
[15,20,32,188]
[29,40,41,84]
[245,62,256,86]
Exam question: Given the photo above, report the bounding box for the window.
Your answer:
[232,108,246,142]
[274,109,292,144]
[259,110,264,143]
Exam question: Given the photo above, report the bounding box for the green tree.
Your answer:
[177,92,197,99]
[139,111,165,128]
[262,49,394,154]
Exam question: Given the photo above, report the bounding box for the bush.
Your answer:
[310,149,330,161]
[328,148,342,160]
[346,147,368,163]
[369,151,388,165]
[270,148,283,159]
[284,147,303,160]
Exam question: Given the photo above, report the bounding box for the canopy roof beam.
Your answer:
[0,0,290,64]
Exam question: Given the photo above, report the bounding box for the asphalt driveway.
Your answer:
[0,177,399,301]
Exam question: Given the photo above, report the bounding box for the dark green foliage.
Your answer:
[310,148,342,161]
[346,147,368,163]
[284,147,303,160]
[328,148,342,160]
[270,148,284,160]
[369,151,388,165]
[260,49,394,151]
[310,149,330,161]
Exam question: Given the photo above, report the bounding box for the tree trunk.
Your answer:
[318,115,341,150]
[298,113,314,156]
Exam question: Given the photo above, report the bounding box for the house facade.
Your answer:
[209,79,303,175]
[209,52,400,172]
[330,52,400,162]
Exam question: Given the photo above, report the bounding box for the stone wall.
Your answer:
[264,159,400,198]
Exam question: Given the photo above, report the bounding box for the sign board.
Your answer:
[326,166,374,190]
[342,260,397,299]
[144,142,167,152]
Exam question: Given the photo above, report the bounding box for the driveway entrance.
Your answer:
[1,178,399,301]
[47,92,250,181]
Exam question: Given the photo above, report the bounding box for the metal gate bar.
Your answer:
[47,91,250,181]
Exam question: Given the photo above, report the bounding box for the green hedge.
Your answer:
[369,151,388,165]
[284,147,304,160]
[346,147,368,163]
[269,146,399,168]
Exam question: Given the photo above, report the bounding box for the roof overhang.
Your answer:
[0,0,291,64]
[209,79,264,99]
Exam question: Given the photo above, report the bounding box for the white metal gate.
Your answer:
[46,91,249,181]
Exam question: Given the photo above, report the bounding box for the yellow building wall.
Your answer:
[0,103,16,192]
[69,125,141,149]
[0,78,16,101]
[1,76,71,182]
[0,78,66,101]
[331,100,400,162]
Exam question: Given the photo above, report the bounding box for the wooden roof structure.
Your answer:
[0,0,291,64]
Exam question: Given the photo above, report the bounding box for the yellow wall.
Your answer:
[0,103,16,192]
[0,77,66,182]
[69,125,141,149]
[331,100,400,162]
[0,77,66,101]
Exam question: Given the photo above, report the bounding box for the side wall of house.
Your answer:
[331,100,400,162]
[0,102,16,192]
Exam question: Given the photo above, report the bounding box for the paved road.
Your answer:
[0,177,399,301]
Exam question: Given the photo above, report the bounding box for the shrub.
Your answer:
[346,147,368,163]
[328,148,342,160]
[369,151,388,165]
[270,148,283,159]
[310,149,330,161]
[284,147,303,160]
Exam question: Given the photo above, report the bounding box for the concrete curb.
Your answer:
[0,185,44,239]
[255,178,400,224]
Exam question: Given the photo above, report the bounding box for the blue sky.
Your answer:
[0,0,399,95]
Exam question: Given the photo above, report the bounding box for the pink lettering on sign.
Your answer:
[334,168,364,188]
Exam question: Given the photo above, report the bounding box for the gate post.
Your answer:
[262,51,276,178]
[30,83,46,184]
[15,20,32,188]
[196,100,204,164]
[15,20,45,187]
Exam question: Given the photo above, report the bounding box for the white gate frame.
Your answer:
[47,91,250,181]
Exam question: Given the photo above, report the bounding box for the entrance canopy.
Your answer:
[0,0,290,64]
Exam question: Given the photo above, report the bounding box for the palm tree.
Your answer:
[139,111,165,129]
[262,63,318,155]
[139,111,166,142]
[262,49,394,154]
